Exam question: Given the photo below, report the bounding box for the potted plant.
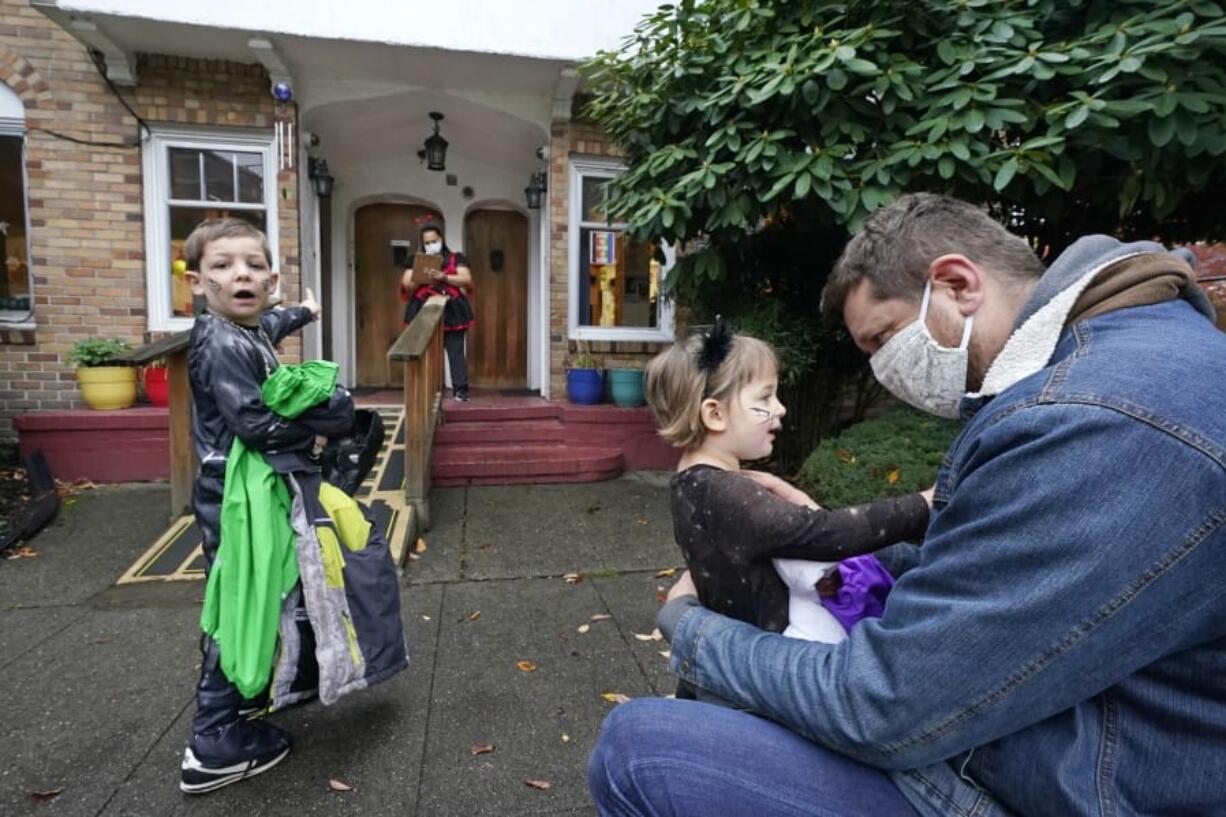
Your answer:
[67,338,136,410]
[565,341,603,405]
[607,364,646,407]
[141,358,170,407]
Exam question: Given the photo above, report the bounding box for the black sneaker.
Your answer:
[455,389,470,402]
[180,721,291,794]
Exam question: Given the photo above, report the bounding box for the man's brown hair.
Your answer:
[820,193,1045,324]
[184,217,272,271]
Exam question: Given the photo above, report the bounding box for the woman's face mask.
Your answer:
[424,241,443,255]
[869,280,974,419]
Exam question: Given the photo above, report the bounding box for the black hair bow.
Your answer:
[697,316,733,373]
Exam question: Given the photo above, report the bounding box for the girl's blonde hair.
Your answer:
[644,330,777,449]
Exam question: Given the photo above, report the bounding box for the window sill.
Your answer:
[570,325,674,343]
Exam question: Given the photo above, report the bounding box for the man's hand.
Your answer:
[301,287,321,321]
[666,570,698,604]
[743,470,821,509]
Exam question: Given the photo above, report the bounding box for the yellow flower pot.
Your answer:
[76,366,138,410]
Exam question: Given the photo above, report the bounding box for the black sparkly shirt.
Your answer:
[670,465,931,634]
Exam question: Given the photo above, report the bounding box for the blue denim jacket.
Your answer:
[662,239,1226,816]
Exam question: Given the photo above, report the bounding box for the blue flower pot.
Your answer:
[608,368,645,407]
[566,368,603,405]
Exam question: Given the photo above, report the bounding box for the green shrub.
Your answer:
[796,404,962,507]
[66,338,132,368]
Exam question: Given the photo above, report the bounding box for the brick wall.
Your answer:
[0,0,300,442]
[546,117,668,398]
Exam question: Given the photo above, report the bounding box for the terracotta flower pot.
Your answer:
[77,366,137,410]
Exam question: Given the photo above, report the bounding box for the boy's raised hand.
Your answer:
[301,287,321,321]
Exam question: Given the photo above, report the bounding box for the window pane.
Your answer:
[235,152,264,204]
[578,227,659,329]
[0,135,30,311]
[581,176,610,223]
[169,148,201,200]
[168,206,267,317]
[203,150,236,202]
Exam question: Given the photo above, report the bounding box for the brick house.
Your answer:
[0,0,673,447]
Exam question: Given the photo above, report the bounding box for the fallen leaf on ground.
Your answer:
[29,788,64,802]
[636,517,649,525]
[328,779,353,792]
[560,733,570,743]
[95,637,113,644]
[414,538,428,553]
[470,743,495,756]
[421,615,431,621]
[590,613,612,622]
[576,624,590,634]
[6,546,38,559]
[659,650,670,659]
[656,592,667,603]
[654,568,677,578]
[516,660,537,672]
[562,573,583,584]
[601,692,632,704]
[407,552,420,561]
[633,629,663,642]
[836,448,856,465]
[886,468,900,485]
[524,779,552,790]
[461,610,481,624]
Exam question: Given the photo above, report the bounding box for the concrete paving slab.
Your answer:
[591,572,679,697]
[0,606,86,672]
[99,585,443,817]
[0,485,171,608]
[461,510,605,581]
[0,604,200,817]
[415,577,653,816]
[405,516,466,586]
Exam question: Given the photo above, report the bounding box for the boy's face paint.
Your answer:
[185,235,277,326]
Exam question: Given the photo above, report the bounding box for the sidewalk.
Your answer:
[0,473,680,816]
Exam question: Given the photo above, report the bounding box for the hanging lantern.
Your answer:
[423,112,448,172]
[525,170,547,210]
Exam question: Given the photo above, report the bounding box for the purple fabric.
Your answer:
[820,554,896,632]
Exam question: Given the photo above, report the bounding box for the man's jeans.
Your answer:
[588,698,919,817]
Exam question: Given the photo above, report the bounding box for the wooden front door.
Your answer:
[354,203,441,388]
[463,209,528,389]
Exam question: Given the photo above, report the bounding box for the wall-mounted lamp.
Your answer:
[421,112,448,172]
[308,157,334,197]
[524,170,547,210]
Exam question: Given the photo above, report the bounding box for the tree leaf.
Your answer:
[993,157,1019,191]
[1148,115,1176,147]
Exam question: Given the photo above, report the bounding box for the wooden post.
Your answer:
[167,348,196,520]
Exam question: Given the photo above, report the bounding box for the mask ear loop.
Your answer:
[920,279,974,351]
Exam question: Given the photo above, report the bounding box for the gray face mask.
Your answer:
[869,280,974,419]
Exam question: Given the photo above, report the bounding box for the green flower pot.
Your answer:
[607,368,645,407]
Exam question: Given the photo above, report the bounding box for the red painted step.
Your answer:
[434,418,565,447]
[430,444,623,485]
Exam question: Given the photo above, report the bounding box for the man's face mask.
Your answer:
[869,280,974,419]
[424,241,443,255]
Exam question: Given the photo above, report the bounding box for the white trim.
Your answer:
[0,130,35,327]
[142,125,279,332]
[567,156,675,343]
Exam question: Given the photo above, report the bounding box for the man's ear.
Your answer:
[184,270,205,297]
[927,254,986,316]
[699,397,728,433]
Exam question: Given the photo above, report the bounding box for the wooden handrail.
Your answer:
[114,329,195,522]
[388,295,446,550]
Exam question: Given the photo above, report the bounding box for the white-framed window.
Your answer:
[0,83,33,328]
[142,125,278,331]
[568,157,674,342]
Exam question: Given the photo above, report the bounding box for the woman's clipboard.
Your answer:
[406,252,442,286]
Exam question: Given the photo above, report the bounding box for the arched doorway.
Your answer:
[463,207,528,389]
[353,202,441,388]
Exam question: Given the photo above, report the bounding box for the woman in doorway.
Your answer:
[399,220,475,401]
